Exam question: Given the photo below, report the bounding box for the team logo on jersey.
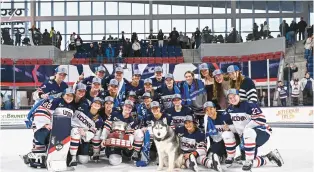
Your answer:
[232,116,247,121]
[227,109,233,112]
[51,136,56,145]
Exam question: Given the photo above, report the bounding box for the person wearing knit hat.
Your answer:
[226,65,257,103]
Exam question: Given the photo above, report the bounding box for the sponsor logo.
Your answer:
[276,108,297,120]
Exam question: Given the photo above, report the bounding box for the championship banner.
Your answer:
[262,107,314,123]
[0,110,28,126]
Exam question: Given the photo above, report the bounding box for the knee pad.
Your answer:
[221,131,235,141]
[109,154,122,166]
[34,128,50,145]
[243,128,257,140]
[78,155,89,164]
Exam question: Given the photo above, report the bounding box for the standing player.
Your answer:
[102,79,122,108]
[165,94,193,128]
[227,65,258,103]
[85,77,104,103]
[126,70,144,92]
[223,89,283,171]
[76,66,107,87]
[23,88,75,168]
[136,78,159,102]
[176,115,222,172]
[26,66,69,128]
[151,66,165,89]
[69,97,104,166]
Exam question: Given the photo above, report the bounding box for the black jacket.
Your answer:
[157,32,164,40]
[298,20,307,32]
[283,66,298,81]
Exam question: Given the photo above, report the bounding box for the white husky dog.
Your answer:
[152,119,184,172]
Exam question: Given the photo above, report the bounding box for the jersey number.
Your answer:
[251,108,261,115]
[42,102,52,109]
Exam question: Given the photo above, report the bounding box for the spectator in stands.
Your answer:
[307,25,313,37]
[253,23,259,40]
[42,29,50,45]
[56,31,62,49]
[0,93,3,110]
[259,91,269,107]
[202,26,211,43]
[263,21,270,39]
[178,31,184,48]
[304,35,313,60]
[194,28,201,48]
[15,30,21,46]
[277,81,288,107]
[147,41,154,57]
[131,32,138,43]
[22,37,31,46]
[148,29,155,40]
[107,35,114,40]
[69,32,76,50]
[33,28,42,45]
[96,43,104,63]
[102,36,106,41]
[132,39,141,57]
[75,35,83,53]
[157,29,164,47]
[279,20,289,37]
[289,20,298,43]
[89,43,97,58]
[190,33,196,49]
[169,27,179,46]
[300,72,314,106]
[290,78,301,106]
[106,43,115,63]
[283,63,298,93]
[121,31,125,42]
[182,33,189,49]
[123,38,132,57]
[117,45,124,63]
[50,27,56,46]
[297,17,307,40]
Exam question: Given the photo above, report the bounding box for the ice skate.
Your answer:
[211,153,223,172]
[188,154,199,172]
[263,149,284,167]
[242,160,253,171]
[68,155,78,167]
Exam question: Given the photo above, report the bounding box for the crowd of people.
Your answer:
[21,63,284,172]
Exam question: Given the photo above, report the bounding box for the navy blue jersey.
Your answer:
[205,110,235,143]
[85,86,105,103]
[175,127,207,156]
[99,107,120,121]
[33,98,74,130]
[165,106,193,127]
[102,90,122,108]
[38,79,68,98]
[156,84,180,109]
[136,88,159,101]
[226,101,268,136]
[81,76,104,86]
[104,111,139,131]
[73,98,90,113]
[145,113,173,127]
[239,77,258,103]
[151,77,165,89]
[136,103,153,128]
[126,80,144,92]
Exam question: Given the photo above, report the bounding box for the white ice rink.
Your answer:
[0,128,313,172]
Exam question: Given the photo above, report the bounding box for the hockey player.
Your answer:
[100,100,140,166]
[126,69,144,92]
[227,65,258,103]
[136,78,159,102]
[76,66,107,87]
[73,83,90,113]
[69,97,104,166]
[101,66,127,102]
[203,101,237,161]
[132,101,173,162]
[85,77,104,103]
[151,66,165,89]
[125,91,139,120]
[165,94,193,128]
[26,66,69,128]
[23,88,75,168]
[223,89,283,171]
[102,79,122,108]
[137,92,153,122]
[156,73,181,110]
[212,69,230,110]
[176,114,222,172]
[99,96,117,121]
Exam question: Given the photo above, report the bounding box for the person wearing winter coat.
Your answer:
[106,44,115,63]
[132,40,141,57]
[297,17,307,40]
[300,72,314,106]
[157,29,164,47]
[304,35,314,60]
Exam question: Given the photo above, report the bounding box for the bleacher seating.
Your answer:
[12,58,53,65]
[201,51,284,63]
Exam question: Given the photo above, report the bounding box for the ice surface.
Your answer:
[0,128,313,172]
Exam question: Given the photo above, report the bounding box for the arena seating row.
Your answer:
[1,58,53,65]
[202,51,284,63]
[70,56,185,65]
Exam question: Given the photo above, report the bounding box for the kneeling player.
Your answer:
[223,89,284,171]
[176,115,222,172]
[100,100,140,166]
[69,97,104,166]
[203,101,237,162]
[23,88,75,168]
